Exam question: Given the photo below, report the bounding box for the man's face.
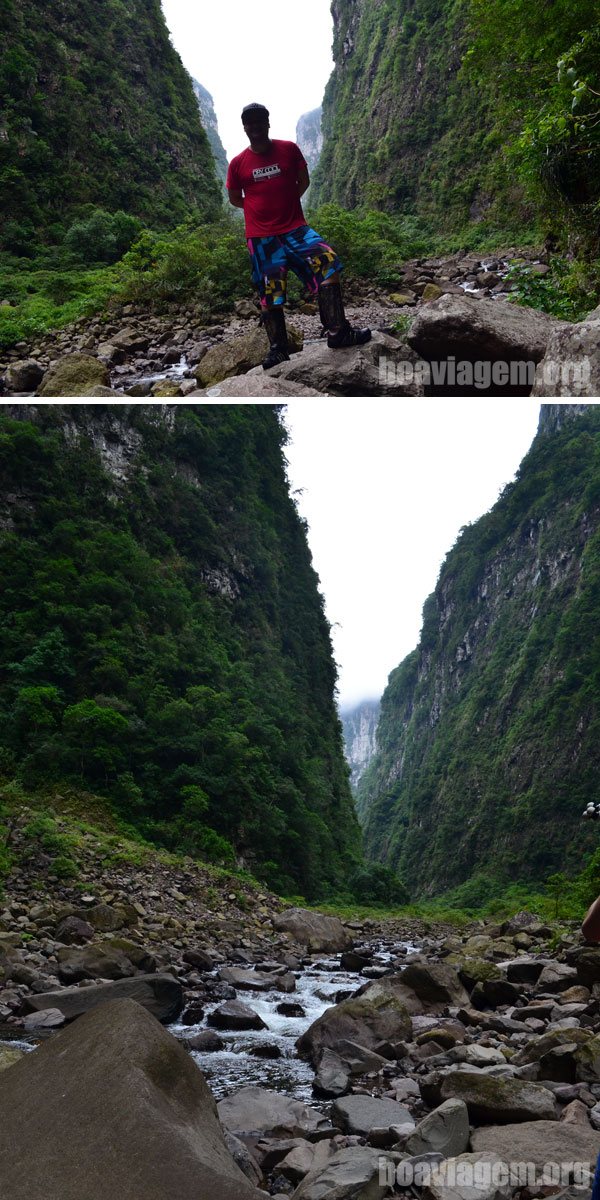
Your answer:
[242,111,270,143]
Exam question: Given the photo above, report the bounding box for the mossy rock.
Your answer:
[575,1035,600,1083]
[37,354,110,396]
[449,955,502,989]
[196,324,303,387]
[150,380,182,397]
[0,1047,24,1073]
[514,1025,592,1065]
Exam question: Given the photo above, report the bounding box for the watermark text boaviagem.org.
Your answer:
[378,1157,595,1189]
[379,356,591,391]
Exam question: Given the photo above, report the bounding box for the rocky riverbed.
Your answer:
[3,245,581,400]
[1,806,600,1198]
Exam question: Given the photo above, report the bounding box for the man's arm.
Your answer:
[298,165,310,197]
[228,188,244,210]
[582,895,600,942]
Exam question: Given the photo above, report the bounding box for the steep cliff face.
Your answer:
[0,405,360,898]
[0,0,222,250]
[296,107,324,177]
[311,0,528,227]
[341,699,380,792]
[359,404,600,897]
[192,80,228,184]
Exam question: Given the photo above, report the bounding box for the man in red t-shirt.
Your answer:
[227,102,370,370]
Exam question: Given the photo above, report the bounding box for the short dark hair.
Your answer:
[242,103,269,120]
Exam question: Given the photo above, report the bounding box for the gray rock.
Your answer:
[218,1086,331,1139]
[20,974,183,1024]
[4,359,44,393]
[331,1094,414,1138]
[296,987,411,1067]
[421,1152,514,1200]
[55,916,95,945]
[291,1146,389,1199]
[439,1069,557,1124]
[404,1098,470,1158]
[219,966,296,993]
[196,373,319,397]
[313,1049,350,1097]
[0,998,262,1200]
[22,1008,66,1031]
[185,1030,224,1052]
[535,962,579,993]
[273,908,353,953]
[183,948,214,971]
[268,331,426,396]
[57,944,135,983]
[471,1120,600,1176]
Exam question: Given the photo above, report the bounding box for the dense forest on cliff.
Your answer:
[0,405,362,899]
[358,407,600,903]
[0,0,221,254]
[313,0,600,246]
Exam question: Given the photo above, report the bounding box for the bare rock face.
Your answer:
[533,305,600,396]
[408,294,564,363]
[0,998,263,1200]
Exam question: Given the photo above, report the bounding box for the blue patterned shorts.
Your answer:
[247,224,343,308]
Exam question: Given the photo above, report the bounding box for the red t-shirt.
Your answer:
[226,139,308,238]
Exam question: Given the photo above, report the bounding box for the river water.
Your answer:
[170,941,418,1102]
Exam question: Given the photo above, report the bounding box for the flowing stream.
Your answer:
[170,941,418,1102]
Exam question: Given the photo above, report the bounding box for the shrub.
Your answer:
[64,209,143,264]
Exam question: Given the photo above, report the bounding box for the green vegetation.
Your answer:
[0,406,361,900]
[313,0,599,249]
[505,257,600,321]
[0,0,221,255]
[359,408,600,898]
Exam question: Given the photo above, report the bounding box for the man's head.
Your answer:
[242,103,270,148]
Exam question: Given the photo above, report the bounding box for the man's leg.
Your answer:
[318,272,371,349]
[262,303,290,369]
[247,236,291,369]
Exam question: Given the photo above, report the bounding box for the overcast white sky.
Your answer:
[283,400,542,710]
[161,0,334,162]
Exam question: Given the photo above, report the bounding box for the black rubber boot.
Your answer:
[318,281,371,348]
[262,307,290,369]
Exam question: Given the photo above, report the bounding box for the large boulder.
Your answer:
[399,963,470,1009]
[291,1145,389,1199]
[568,946,600,987]
[268,331,425,396]
[196,324,303,387]
[512,1026,592,1065]
[421,1152,515,1200]
[272,908,353,953]
[37,354,110,396]
[471,1120,600,1175]
[438,1071,557,1125]
[533,305,600,396]
[20,974,183,1024]
[218,1085,331,1139]
[0,999,263,1200]
[296,989,412,1067]
[408,294,564,366]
